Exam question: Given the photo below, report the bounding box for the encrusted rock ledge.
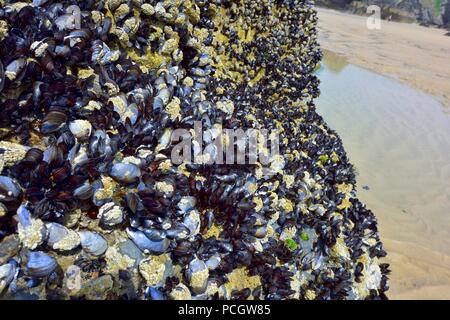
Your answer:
[0,0,388,300]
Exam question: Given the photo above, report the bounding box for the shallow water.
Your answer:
[316,51,450,299]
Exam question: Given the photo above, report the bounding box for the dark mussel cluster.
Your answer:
[0,0,389,300]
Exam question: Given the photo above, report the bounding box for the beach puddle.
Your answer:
[316,51,450,299]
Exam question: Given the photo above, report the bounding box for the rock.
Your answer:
[73,275,114,300]
[0,141,29,174]
[105,239,143,274]
[0,235,20,265]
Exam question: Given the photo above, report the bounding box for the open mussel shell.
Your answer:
[182,210,200,236]
[78,231,108,256]
[177,196,196,213]
[5,58,27,82]
[26,251,58,278]
[126,228,170,254]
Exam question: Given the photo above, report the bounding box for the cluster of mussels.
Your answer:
[0,0,389,300]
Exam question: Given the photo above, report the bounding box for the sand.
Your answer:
[317,8,450,300]
[318,8,450,299]
[317,8,450,108]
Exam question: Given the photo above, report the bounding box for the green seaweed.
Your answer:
[318,154,329,165]
[284,239,298,251]
[300,232,309,241]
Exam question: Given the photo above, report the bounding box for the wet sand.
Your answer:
[316,50,450,300]
[317,8,450,107]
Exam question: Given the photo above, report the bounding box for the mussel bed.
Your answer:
[0,0,389,300]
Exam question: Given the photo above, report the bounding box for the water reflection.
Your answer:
[321,49,348,74]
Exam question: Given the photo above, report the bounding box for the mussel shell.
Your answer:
[205,254,221,271]
[0,60,4,93]
[26,251,58,278]
[5,58,27,82]
[17,204,33,228]
[0,261,17,290]
[110,163,141,183]
[177,196,196,213]
[23,148,44,164]
[46,222,80,251]
[78,231,108,256]
[165,223,190,240]
[182,210,200,236]
[73,182,94,200]
[41,110,67,134]
[0,176,21,202]
[142,228,166,241]
[186,258,209,294]
[145,287,165,300]
[126,228,169,254]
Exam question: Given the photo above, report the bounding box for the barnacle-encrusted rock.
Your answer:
[99,202,124,227]
[0,141,29,173]
[17,209,47,250]
[0,0,388,300]
[186,258,209,294]
[73,275,114,300]
[139,254,172,287]
[46,223,81,252]
[169,283,192,300]
[0,235,19,265]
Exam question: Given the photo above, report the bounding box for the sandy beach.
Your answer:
[317,8,450,300]
[317,8,450,107]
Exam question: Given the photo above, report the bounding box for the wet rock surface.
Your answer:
[0,0,389,300]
